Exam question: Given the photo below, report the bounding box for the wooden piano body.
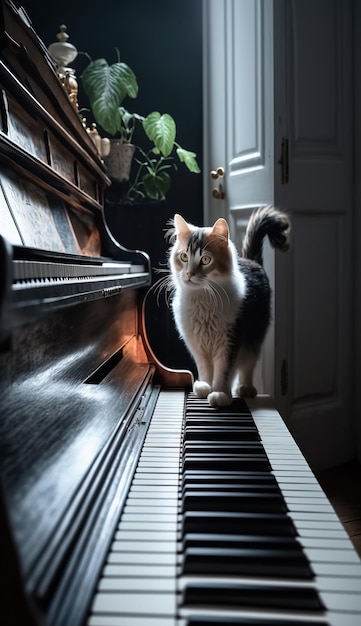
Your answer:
[0,2,361,625]
[0,1,188,622]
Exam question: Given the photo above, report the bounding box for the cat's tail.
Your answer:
[241,205,290,266]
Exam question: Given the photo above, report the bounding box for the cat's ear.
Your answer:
[211,218,229,243]
[174,214,193,243]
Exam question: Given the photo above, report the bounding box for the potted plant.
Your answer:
[79,50,200,198]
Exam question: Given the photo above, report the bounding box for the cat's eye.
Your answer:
[179,252,188,262]
[201,255,211,265]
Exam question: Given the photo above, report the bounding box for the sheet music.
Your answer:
[0,167,78,253]
[0,179,23,245]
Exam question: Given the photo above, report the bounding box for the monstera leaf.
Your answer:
[143,112,176,157]
[81,58,138,135]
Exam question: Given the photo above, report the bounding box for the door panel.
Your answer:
[226,0,274,210]
[276,0,352,211]
[291,214,344,401]
[204,0,274,224]
[203,0,354,471]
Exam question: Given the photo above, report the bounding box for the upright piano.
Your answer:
[0,2,360,625]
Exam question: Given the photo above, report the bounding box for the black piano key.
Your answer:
[182,471,279,488]
[185,414,253,422]
[185,617,330,626]
[182,454,271,471]
[183,443,265,455]
[181,482,281,494]
[182,490,287,513]
[185,426,259,440]
[185,413,259,426]
[182,581,323,611]
[182,511,297,536]
[182,547,313,578]
[182,533,299,551]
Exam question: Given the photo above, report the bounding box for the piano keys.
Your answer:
[88,392,361,626]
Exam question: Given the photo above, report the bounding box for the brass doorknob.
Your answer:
[212,185,225,200]
[210,166,225,199]
[210,166,225,180]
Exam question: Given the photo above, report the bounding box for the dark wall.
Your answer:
[21,0,203,373]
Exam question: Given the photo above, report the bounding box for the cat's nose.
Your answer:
[186,271,193,280]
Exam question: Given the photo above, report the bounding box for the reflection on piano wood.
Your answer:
[0,2,360,626]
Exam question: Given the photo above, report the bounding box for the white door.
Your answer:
[203,0,354,472]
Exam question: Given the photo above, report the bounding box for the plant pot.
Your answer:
[103,140,135,182]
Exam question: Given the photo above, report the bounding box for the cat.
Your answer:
[167,205,290,407]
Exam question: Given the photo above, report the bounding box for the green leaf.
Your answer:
[176,147,201,173]
[143,112,176,157]
[91,97,119,135]
[142,170,171,200]
[119,108,144,126]
[81,59,138,135]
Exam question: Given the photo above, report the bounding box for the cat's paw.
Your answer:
[208,391,233,408]
[194,380,212,398]
[239,384,257,398]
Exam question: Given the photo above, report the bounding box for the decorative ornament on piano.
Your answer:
[47,25,79,110]
[47,26,110,160]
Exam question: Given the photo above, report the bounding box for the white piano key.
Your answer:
[98,576,176,592]
[114,530,177,542]
[124,497,179,507]
[286,511,348,522]
[122,505,178,522]
[297,526,350,539]
[102,563,175,577]
[312,561,361,577]
[136,462,180,468]
[304,546,361,564]
[111,540,176,553]
[282,484,325,492]
[135,467,180,474]
[315,575,361,593]
[89,616,176,626]
[132,475,179,484]
[320,591,361,612]
[178,572,361,595]
[118,521,176,531]
[107,551,176,565]
[123,506,178,515]
[140,452,181,457]
[295,519,349,531]
[129,485,179,493]
[92,591,176,616]
[178,608,361,626]
[295,536,354,550]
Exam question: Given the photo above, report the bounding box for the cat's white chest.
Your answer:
[172,276,244,355]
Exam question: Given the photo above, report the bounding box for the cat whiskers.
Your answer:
[149,270,175,307]
[204,279,230,309]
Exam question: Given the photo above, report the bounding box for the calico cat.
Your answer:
[168,206,290,407]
